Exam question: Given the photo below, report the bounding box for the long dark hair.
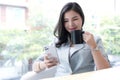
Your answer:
[54,2,85,48]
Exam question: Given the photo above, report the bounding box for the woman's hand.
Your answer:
[83,32,97,49]
[44,54,58,68]
[32,54,58,73]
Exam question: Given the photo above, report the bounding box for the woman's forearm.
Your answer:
[91,50,110,70]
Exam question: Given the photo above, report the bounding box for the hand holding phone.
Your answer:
[44,46,59,61]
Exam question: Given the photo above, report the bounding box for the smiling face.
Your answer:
[64,10,83,32]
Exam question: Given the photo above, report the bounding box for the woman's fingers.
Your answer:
[44,54,58,68]
[32,62,40,72]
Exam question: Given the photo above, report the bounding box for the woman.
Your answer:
[32,2,110,76]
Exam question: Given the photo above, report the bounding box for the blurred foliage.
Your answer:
[100,28,120,55]
[100,15,120,27]
[99,15,120,55]
[0,1,56,61]
[0,26,54,60]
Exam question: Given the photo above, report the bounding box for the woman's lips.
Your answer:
[69,28,77,31]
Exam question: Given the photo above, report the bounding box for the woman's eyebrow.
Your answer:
[64,18,68,21]
[72,16,79,19]
[64,16,79,20]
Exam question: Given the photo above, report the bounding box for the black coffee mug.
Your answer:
[71,30,84,44]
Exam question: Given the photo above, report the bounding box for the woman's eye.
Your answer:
[73,18,78,21]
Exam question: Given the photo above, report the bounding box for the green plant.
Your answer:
[0,26,53,60]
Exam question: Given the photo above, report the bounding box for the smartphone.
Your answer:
[44,46,59,61]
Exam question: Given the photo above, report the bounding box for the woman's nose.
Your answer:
[68,21,74,27]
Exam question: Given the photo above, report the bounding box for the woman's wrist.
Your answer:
[90,43,100,52]
[91,46,99,51]
[90,44,97,50]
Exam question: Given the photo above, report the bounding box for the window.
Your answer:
[6,7,26,29]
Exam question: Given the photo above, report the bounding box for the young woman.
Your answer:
[32,2,110,77]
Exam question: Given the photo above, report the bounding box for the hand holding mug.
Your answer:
[83,32,97,49]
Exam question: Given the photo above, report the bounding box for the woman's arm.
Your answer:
[91,47,110,70]
[83,32,110,70]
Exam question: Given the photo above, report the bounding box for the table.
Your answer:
[41,66,120,80]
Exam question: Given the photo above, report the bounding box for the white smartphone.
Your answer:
[44,46,59,61]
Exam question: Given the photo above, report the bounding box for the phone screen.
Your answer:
[44,46,58,60]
